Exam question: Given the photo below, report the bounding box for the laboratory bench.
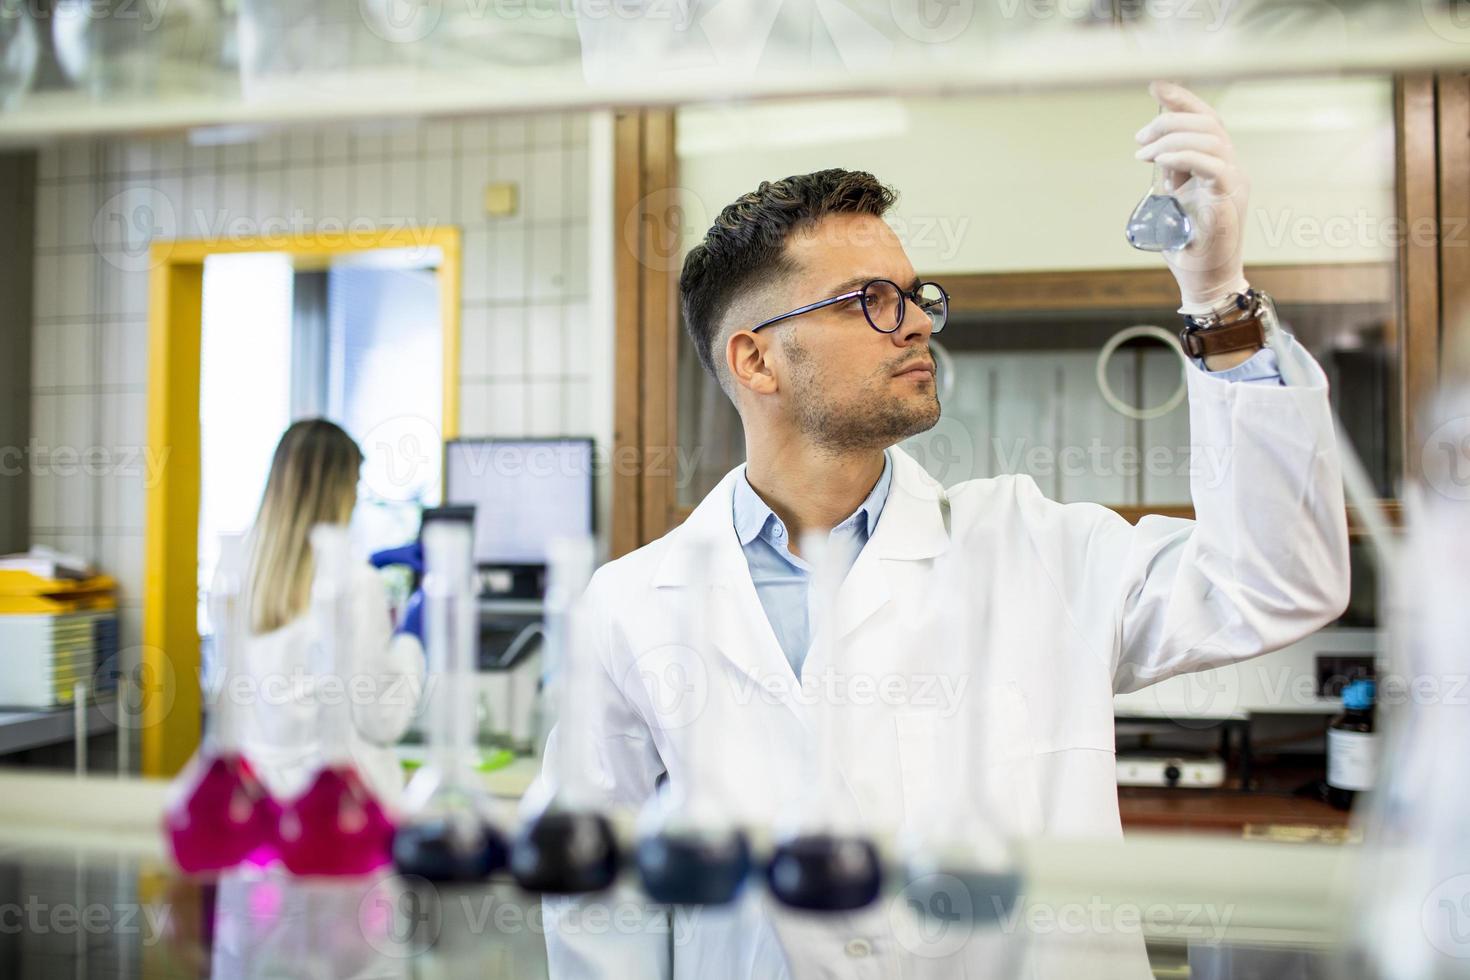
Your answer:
[1120,788,1352,836]
[407,753,1361,840]
[1120,757,1357,835]
[0,770,1375,980]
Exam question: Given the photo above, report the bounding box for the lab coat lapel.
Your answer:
[831,447,952,647]
[652,467,803,716]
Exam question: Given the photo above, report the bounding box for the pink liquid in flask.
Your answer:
[164,535,282,874]
[274,524,395,877]
[277,765,394,876]
[166,753,281,873]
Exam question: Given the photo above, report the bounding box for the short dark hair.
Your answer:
[678,168,897,382]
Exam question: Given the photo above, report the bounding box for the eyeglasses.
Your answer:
[750,279,949,336]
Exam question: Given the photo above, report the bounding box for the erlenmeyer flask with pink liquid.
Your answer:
[276,525,395,877]
[164,534,281,874]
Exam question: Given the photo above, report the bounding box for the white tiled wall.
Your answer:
[29,113,600,656]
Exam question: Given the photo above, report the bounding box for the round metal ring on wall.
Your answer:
[1095,325,1189,421]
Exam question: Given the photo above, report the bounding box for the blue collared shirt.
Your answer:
[733,452,893,678]
[731,348,1281,678]
[1195,345,1283,385]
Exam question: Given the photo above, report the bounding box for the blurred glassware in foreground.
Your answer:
[51,0,161,97]
[634,534,751,906]
[765,532,882,912]
[510,535,620,894]
[276,525,395,876]
[898,535,1024,943]
[164,534,280,874]
[0,8,38,110]
[1353,387,1470,979]
[392,520,508,881]
[238,0,579,101]
[51,0,229,99]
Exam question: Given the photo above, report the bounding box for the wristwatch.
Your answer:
[1179,288,1273,361]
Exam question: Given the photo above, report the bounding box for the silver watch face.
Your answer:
[1188,289,1273,331]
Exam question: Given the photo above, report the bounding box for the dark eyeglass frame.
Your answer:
[749,278,949,335]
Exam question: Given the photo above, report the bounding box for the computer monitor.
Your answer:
[442,438,595,569]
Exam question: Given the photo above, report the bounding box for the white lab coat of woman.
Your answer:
[238,563,424,807]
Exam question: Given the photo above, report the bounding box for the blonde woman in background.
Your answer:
[240,418,424,806]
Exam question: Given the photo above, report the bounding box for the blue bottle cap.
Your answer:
[1343,679,1376,710]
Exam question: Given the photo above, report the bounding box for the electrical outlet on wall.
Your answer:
[484,182,519,218]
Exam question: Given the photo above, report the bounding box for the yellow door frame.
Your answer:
[142,227,462,777]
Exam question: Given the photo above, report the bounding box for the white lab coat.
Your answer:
[541,336,1349,979]
[238,563,425,807]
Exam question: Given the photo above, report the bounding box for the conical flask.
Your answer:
[1126,108,1193,253]
[164,534,281,873]
[765,531,883,912]
[509,535,620,894]
[276,525,395,877]
[634,534,751,906]
[1353,390,1470,978]
[392,520,508,881]
[897,535,1024,938]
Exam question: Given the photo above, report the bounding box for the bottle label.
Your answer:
[1327,729,1378,791]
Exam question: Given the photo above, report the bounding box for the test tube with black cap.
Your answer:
[509,535,620,894]
[765,531,883,912]
[634,535,752,905]
[392,520,508,881]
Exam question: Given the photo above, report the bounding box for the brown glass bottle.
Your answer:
[1326,679,1377,811]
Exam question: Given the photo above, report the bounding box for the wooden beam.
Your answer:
[936,263,1394,316]
[611,112,645,559]
[638,110,680,548]
[1396,74,1441,486]
[1437,72,1470,388]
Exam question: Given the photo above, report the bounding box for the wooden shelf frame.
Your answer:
[614,79,1460,552]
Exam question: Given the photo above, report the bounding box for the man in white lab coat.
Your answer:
[538,82,1349,978]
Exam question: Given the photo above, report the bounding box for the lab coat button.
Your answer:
[844,939,872,958]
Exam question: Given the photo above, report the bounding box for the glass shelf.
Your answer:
[3,3,1470,141]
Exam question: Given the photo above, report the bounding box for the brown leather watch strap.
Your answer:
[1180,316,1266,360]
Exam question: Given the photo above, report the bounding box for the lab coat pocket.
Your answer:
[894,682,1044,837]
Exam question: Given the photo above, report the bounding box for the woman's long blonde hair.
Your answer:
[247,419,362,634]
